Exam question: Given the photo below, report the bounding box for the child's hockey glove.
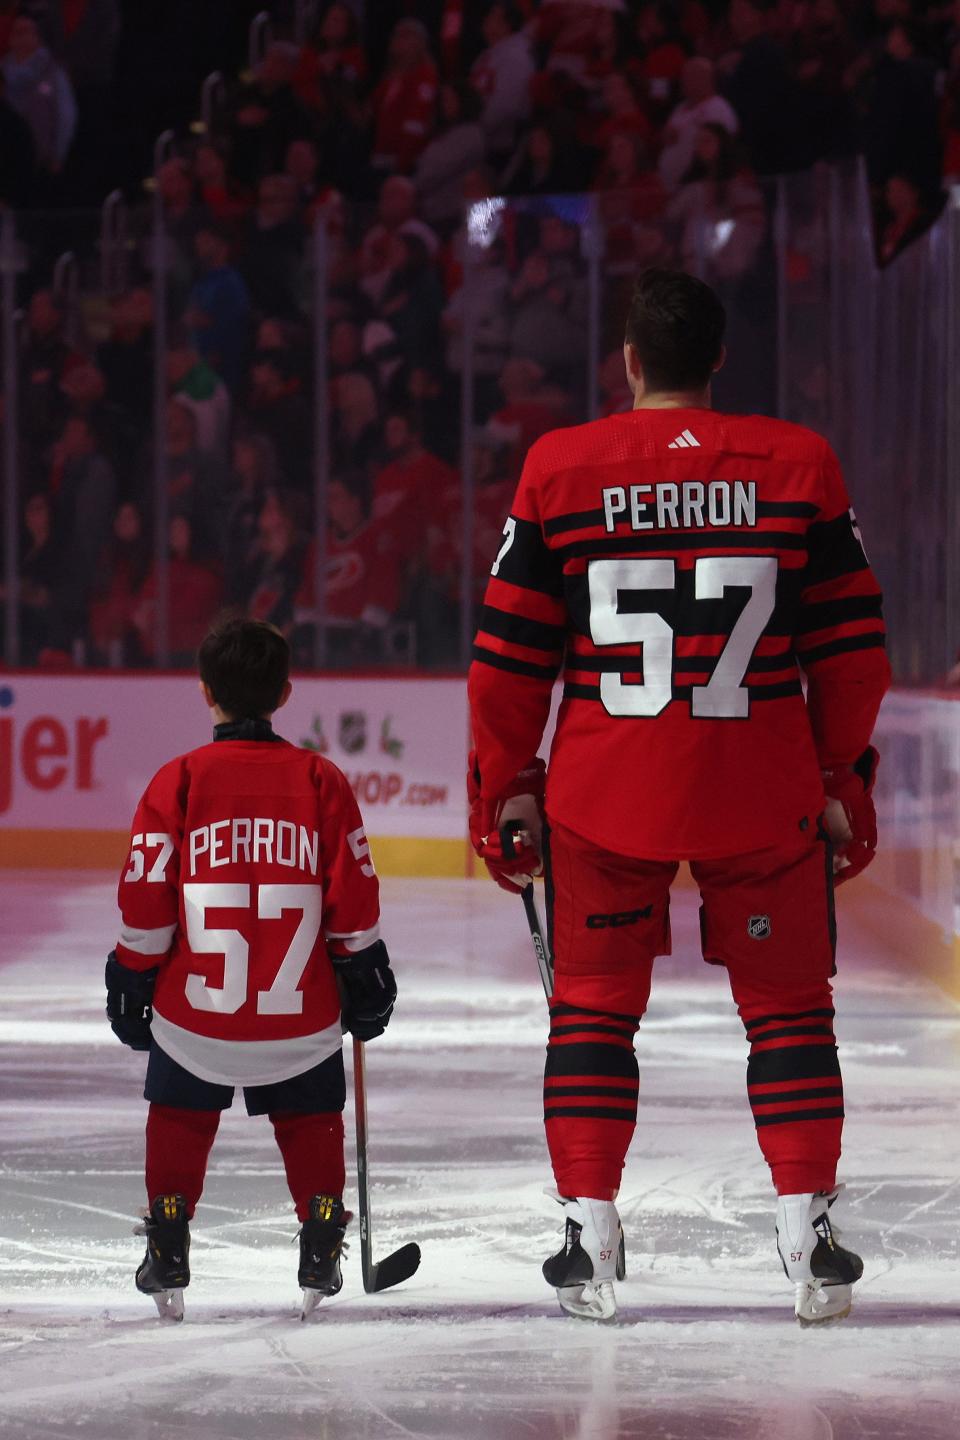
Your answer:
[333,941,397,1041]
[821,746,879,886]
[468,752,546,893]
[105,951,158,1050]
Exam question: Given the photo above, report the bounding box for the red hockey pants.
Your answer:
[543,821,842,1201]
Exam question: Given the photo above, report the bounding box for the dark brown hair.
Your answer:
[624,268,726,393]
[197,618,290,719]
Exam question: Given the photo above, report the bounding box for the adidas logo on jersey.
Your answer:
[668,429,701,449]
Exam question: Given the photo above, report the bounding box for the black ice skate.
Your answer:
[299,1195,352,1319]
[543,1195,621,1322]
[776,1186,864,1326]
[135,1193,190,1322]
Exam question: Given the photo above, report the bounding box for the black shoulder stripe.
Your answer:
[495,515,565,597]
[796,594,884,634]
[544,507,604,537]
[556,531,808,561]
[478,604,565,653]
[472,643,559,680]
[804,513,869,586]
[797,632,887,666]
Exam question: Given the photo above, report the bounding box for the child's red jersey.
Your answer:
[115,734,379,1085]
[468,407,891,859]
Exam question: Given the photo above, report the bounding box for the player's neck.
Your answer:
[633,387,712,411]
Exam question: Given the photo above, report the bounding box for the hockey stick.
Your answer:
[352,1036,422,1294]
[500,821,626,1282]
[500,821,554,998]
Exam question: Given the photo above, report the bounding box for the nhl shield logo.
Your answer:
[748,915,772,941]
[338,711,367,754]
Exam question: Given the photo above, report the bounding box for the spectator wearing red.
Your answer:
[194,144,251,225]
[284,137,332,216]
[629,1,690,120]
[293,1,367,121]
[326,476,401,628]
[133,515,223,663]
[470,2,534,159]
[658,58,739,191]
[88,500,151,663]
[487,356,570,481]
[426,429,514,607]
[371,18,439,176]
[592,72,653,152]
[372,410,456,568]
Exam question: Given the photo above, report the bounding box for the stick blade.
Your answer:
[365,1242,421,1294]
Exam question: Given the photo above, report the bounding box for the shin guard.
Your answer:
[543,1003,640,1201]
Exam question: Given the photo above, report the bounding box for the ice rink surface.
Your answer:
[2,871,959,1440]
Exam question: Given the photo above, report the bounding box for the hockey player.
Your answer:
[468,269,889,1325]
[105,618,397,1319]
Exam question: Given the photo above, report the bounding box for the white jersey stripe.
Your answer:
[151,1011,343,1086]
[118,922,177,956]
[325,921,381,953]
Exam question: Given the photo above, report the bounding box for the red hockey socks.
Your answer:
[543,1003,640,1201]
[145,1103,220,1218]
[270,1111,345,1221]
[743,1007,844,1195]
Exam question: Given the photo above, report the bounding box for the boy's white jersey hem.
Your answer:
[150,1011,343,1086]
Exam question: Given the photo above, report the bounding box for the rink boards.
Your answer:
[1,675,958,982]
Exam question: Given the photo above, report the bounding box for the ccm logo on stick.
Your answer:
[586,907,653,929]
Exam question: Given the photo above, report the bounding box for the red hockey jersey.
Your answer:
[115,735,379,1084]
[468,407,891,859]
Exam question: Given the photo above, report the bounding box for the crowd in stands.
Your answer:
[2,0,958,667]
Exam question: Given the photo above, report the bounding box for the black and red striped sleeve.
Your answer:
[468,443,567,799]
[797,443,891,768]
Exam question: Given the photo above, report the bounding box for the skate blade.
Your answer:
[301,1288,325,1320]
[152,1289,184,1322]
[794,1282,852,1327]
[557,1281,617,1324]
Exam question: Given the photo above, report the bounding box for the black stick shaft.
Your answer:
[352,1036,374,1291]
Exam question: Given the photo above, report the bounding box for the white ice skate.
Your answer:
[776,1186,863,1326]
[543,1195,621,1323]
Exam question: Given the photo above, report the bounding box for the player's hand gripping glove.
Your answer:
[105,951,158,1051]
[333,941,397,1041]
[468,752,545,894]
[821,746,879,886]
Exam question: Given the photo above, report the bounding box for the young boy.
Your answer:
[105,618,397,1319]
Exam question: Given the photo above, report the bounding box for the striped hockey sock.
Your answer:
[543,1003,641,1201]
[743,1007,844,1195]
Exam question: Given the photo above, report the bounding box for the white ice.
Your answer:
[1,871,959,1440]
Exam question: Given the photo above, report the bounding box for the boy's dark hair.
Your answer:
[197,618,290,719]
[624,269,726,393]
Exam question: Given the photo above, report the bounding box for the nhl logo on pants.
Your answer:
[747,915,772,940]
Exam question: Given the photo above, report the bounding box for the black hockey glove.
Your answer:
[105,951,158,1051]
[333,941,397,1042]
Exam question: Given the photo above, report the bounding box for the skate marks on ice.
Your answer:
[2,875,960,1439]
